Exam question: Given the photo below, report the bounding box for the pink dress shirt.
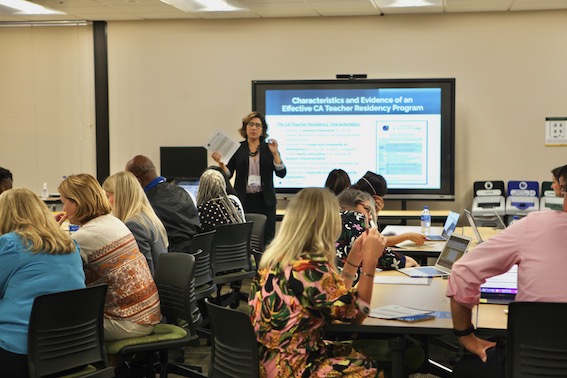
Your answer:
[447,210,567,308]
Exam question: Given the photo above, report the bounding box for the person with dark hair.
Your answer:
[336,188,419,270]
[551,165,565,197]
[212,111,286,244]
[324,168,351,195]
[447,165,567,378]
[126,155,200,252]
[0,167,13,194]
[353,171,426,247]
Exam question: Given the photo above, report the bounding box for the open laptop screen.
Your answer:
[481,265,518,297]
[437,234,470,270]
[175,179,200,199]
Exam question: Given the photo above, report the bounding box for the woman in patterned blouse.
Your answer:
[249,188,385,377]
[197,169,244,232]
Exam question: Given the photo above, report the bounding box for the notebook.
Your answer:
[480,265,518,304]
[426,211,460,241]
[464,209,483,244]
[398,234,472,278]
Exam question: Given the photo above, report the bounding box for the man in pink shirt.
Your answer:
[446,165,567,377]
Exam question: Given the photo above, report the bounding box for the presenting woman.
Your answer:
[0,189,85,377]
[249,188,385,377]
[102,171,168,276]
[58,173,161,341]
[197,169,244,232]
[212,111,286,244]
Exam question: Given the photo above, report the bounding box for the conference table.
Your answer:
[326,226,507,378]
[276,209,452,224]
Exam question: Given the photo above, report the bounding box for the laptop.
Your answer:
[398,234,472,278]
[426,211,460,241]
[464,209,483,244]
[480,265,518,304]
[493,208,507,229]
[175,178,200,199]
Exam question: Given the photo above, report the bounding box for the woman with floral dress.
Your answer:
[249,188,385,377]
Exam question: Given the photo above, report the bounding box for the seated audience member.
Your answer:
[324,168,351,196]
[336,188,419,270]
[0,167,13,194]
[126,155,200,251]
[197,169,244,232]
[0,188,85,377]
[249,188,385,378]
[58,174,161,341]
[206,165,245,220]
[353,171,426,247]
[103,171,168,275]
[446,165,567,378]
[551,165,565,197]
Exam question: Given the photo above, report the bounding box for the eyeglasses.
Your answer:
[247,122,263,128]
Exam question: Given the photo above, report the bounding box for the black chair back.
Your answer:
[27,284,112,378]
[188,230,216,288]
[212,222,253,275]
[245,213,267,267]
[506,301,567,377]
[205,299,260,378]
[155,252,201,329]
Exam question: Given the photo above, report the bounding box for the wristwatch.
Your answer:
[453,324,475,337]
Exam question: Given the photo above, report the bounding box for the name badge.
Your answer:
[248,175,261,187]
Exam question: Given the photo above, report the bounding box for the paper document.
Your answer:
[373,276,431,285]
[369,305,433,320]
[394,240,438,249]
[205,130,240,164]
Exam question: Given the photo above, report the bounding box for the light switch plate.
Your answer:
[545,117,567,146]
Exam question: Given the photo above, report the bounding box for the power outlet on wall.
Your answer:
[545,117,567,146]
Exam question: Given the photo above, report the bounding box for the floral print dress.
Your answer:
[249,253,380,378]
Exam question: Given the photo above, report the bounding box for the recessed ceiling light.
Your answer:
[372,0,438,8]
[0,0,65,14]
[160,0,246,13]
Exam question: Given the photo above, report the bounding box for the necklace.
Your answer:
[248,148,259,157]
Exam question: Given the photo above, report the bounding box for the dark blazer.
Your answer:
[226,140,287,207]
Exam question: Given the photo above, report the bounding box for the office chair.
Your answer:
[245,213,267,268]
[205,299,260,378]
[189,230,217,301]
[105,253,206,378]
[211,222,255,308]
[506,301,567,377]
[27,284,114,378]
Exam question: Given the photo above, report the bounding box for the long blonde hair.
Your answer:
[102,171,168,248]
[58,174,111,225]
[259,188,341,270]
[197,169,243,224]
[0,188,76,254]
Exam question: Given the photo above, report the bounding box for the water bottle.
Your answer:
[420,206,431,235]
[41,182,49,199]
[509,216,520,226]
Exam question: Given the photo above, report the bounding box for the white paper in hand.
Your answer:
[205,130,240,164]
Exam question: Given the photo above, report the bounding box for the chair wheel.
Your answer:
[230,301,239,309]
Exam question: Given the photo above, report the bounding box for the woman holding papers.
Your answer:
[249,188,385,378]
[212,111,286,244]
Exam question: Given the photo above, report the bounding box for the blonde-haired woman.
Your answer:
[0,189,85,377]
[58,173,161,341]
[197,169,244,232]
[103,171,168,275]
[249,188,385,377]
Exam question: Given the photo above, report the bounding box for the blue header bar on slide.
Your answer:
[265,88,441,115]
